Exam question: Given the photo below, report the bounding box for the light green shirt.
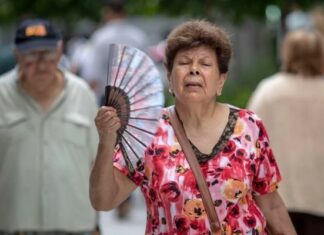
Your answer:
[0,68,98,231]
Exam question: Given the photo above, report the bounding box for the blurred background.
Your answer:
[1,0,323,234]
[1,0,323,107]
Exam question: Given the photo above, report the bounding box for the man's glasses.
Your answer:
[21,50,58,64]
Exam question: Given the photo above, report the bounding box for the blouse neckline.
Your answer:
[187,107,239,163]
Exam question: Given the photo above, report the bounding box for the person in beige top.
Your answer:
[248,29,324,235]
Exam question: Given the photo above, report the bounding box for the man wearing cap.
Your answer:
[0,19,98,234]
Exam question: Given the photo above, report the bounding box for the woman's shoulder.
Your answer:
[159,107,173,130]
[151,107,173,137]
[227,104,261,121]
[227,104,265,137]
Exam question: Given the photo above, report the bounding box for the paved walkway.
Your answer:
[99,189,146,235]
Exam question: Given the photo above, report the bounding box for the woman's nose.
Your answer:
[190,70,200,75]
[189,61,200,75]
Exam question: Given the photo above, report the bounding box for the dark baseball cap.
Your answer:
[14,19,61,53]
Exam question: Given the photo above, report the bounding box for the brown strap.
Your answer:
[167,106,223,235]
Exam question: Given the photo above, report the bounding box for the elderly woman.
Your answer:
[90,20,296,234]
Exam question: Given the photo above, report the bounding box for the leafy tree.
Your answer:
[0,0,101,26]
[0,0,322,24]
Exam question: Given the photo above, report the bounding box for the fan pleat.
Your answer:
[128,77,159,100]
[108,88,119,109]
[115,115,158,122]
[126,123,156,136]
[106,44,118,85]
[123,129,147,147]
[116,50,137,88]
[112,46,126,87]
[129,117,159,121]
[120,56,146,91]
[110,48,136,104]
[120,135,141,161]
[124,65,154,96]
[130,105,162,113]
[130,90,164,106]
[119,143,135,173]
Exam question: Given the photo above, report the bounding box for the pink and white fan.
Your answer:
[104,43,164,174]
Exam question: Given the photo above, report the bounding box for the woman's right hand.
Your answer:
[94,106,121,146]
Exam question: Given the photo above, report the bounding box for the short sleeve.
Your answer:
[252,119,282,195]
[113,144,145,186]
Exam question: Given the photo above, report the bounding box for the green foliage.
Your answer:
[164,89,174,107]
[218,53,278,108]
[0,0,102,24]
[0,0,321,25]
[132,0,321,22]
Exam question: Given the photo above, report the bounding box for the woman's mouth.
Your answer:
[185,82,202,88]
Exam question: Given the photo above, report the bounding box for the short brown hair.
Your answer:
[165,20,232,74]
[281,30,324,76]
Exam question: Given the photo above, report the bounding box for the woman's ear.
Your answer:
[217,73,228,96]
[167,72,175,96]
[167,72,171,82]
[219,73,227,87]
[165,60,172,82]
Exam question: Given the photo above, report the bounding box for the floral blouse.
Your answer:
[113,106,281,235]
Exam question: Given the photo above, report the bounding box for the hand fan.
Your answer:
[104,43,164,174]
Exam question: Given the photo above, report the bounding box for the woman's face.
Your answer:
[168,45,227,104]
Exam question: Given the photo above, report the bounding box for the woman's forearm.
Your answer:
[255,191,297,235]
[90,140,118,211]
[265,204,297,235]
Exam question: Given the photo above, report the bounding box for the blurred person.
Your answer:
[148,39,166,64]
[90,20,296,234]
[66,20,97,78]
[0,19,98,234]
[86,0,149,105]
[87,0,149,219]
[248,30,324,235]
[69,38,94,78]
[311,4,324,71]
[284,5,312,32]
[311,4,324,38]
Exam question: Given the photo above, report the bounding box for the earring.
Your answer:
[168,87,175,97]
[217,89,222,96]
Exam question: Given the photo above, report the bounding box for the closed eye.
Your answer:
[200,60,213,66]
[177,61,190,65]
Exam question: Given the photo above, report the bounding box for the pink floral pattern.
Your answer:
[114,106,281,235]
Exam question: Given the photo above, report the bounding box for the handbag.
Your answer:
[167,106,224,235]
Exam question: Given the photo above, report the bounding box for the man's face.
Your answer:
[15,45,62,92]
